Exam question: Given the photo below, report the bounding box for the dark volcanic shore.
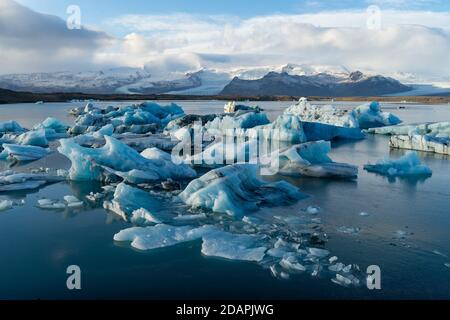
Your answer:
[1,87,449,105]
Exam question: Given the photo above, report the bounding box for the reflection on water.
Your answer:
[0,101,449,299]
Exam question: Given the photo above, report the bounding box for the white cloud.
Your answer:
[103,10,450,79]
[0,0,112,74]
[1,0,449,83]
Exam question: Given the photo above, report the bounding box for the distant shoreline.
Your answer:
[1,88,449,105]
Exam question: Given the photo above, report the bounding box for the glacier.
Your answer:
[57,136,196,182]
[178,164,303,216]
[364,152,432,177]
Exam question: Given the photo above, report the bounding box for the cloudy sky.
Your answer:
[1,0,449,83]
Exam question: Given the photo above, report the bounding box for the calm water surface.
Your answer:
[0,100,449,299]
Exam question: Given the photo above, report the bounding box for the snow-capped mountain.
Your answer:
[0,63,418,96]
[220,71,412,96]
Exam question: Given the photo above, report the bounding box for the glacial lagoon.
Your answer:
[0,100,449,299]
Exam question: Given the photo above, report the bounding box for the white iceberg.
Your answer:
[205,110,270,137]
[390,134,450,156]
[366,121,450,136]
[285,98,359,128]
[0,144,51,161]
[364,152,432,177]
[103,182,164,222]
[0,199,13,212]
[57,136,196,182]
[179,164,303,216]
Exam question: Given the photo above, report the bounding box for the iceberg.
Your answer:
[69,101,185,135]
[33,117,69,139]
[205,110,270,137]
[103,183,165,222]
[179,164,303,216]
[352,101,402,129]
[16,129,48,147]
[364,152,432,177]
[0,120,25,134]
[366,121,450,136]
[275,141,358,179]
[285,98,359,128]
[251,115,307,143]
[224,101,262,113]
[302,121,365,141]
[0,144,51,161]
[57,136,196,182]
[390,134,450,156]
[0,170,64,192]
[0,200,13,212]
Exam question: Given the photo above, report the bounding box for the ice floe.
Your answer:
[0,120,25,134]
[179,164,303,216]
[0,170,64,192]
[364,152,432,178]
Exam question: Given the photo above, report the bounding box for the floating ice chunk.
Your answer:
[445,263,450,268]
[37,198,66,209]
[332,273,356,287]
[0,171,63,192]
[16,129,48,147]
[390,134,450,156]
[86,192,105,202]
[285,98,359,128]
[113,224,212,251]
[179,164,303,216]
[359,212,370,217]
[306,206,321,214]
[337,226,361,235]
[33,117,69,139]
[114,223,267,262]
[130,208,162,225]
[1,144,51,161]
[103,183,164,222]
[0,120,25,133]
[0,200,13,212]
[328,262,345,272]
[63,195,83,208]
[205,110,270,136]
[58,136,196,181]
[364,152,432,177]
[250,115,307,143]
[173,213,207,221]
[329,256,338,264]
[352,101,401,129]
[308,247,330,258]
[275,141,358,179]
[367,121,450,136]
[201,231,267,262]
[279,255,306,273]
[224,101,262,114]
